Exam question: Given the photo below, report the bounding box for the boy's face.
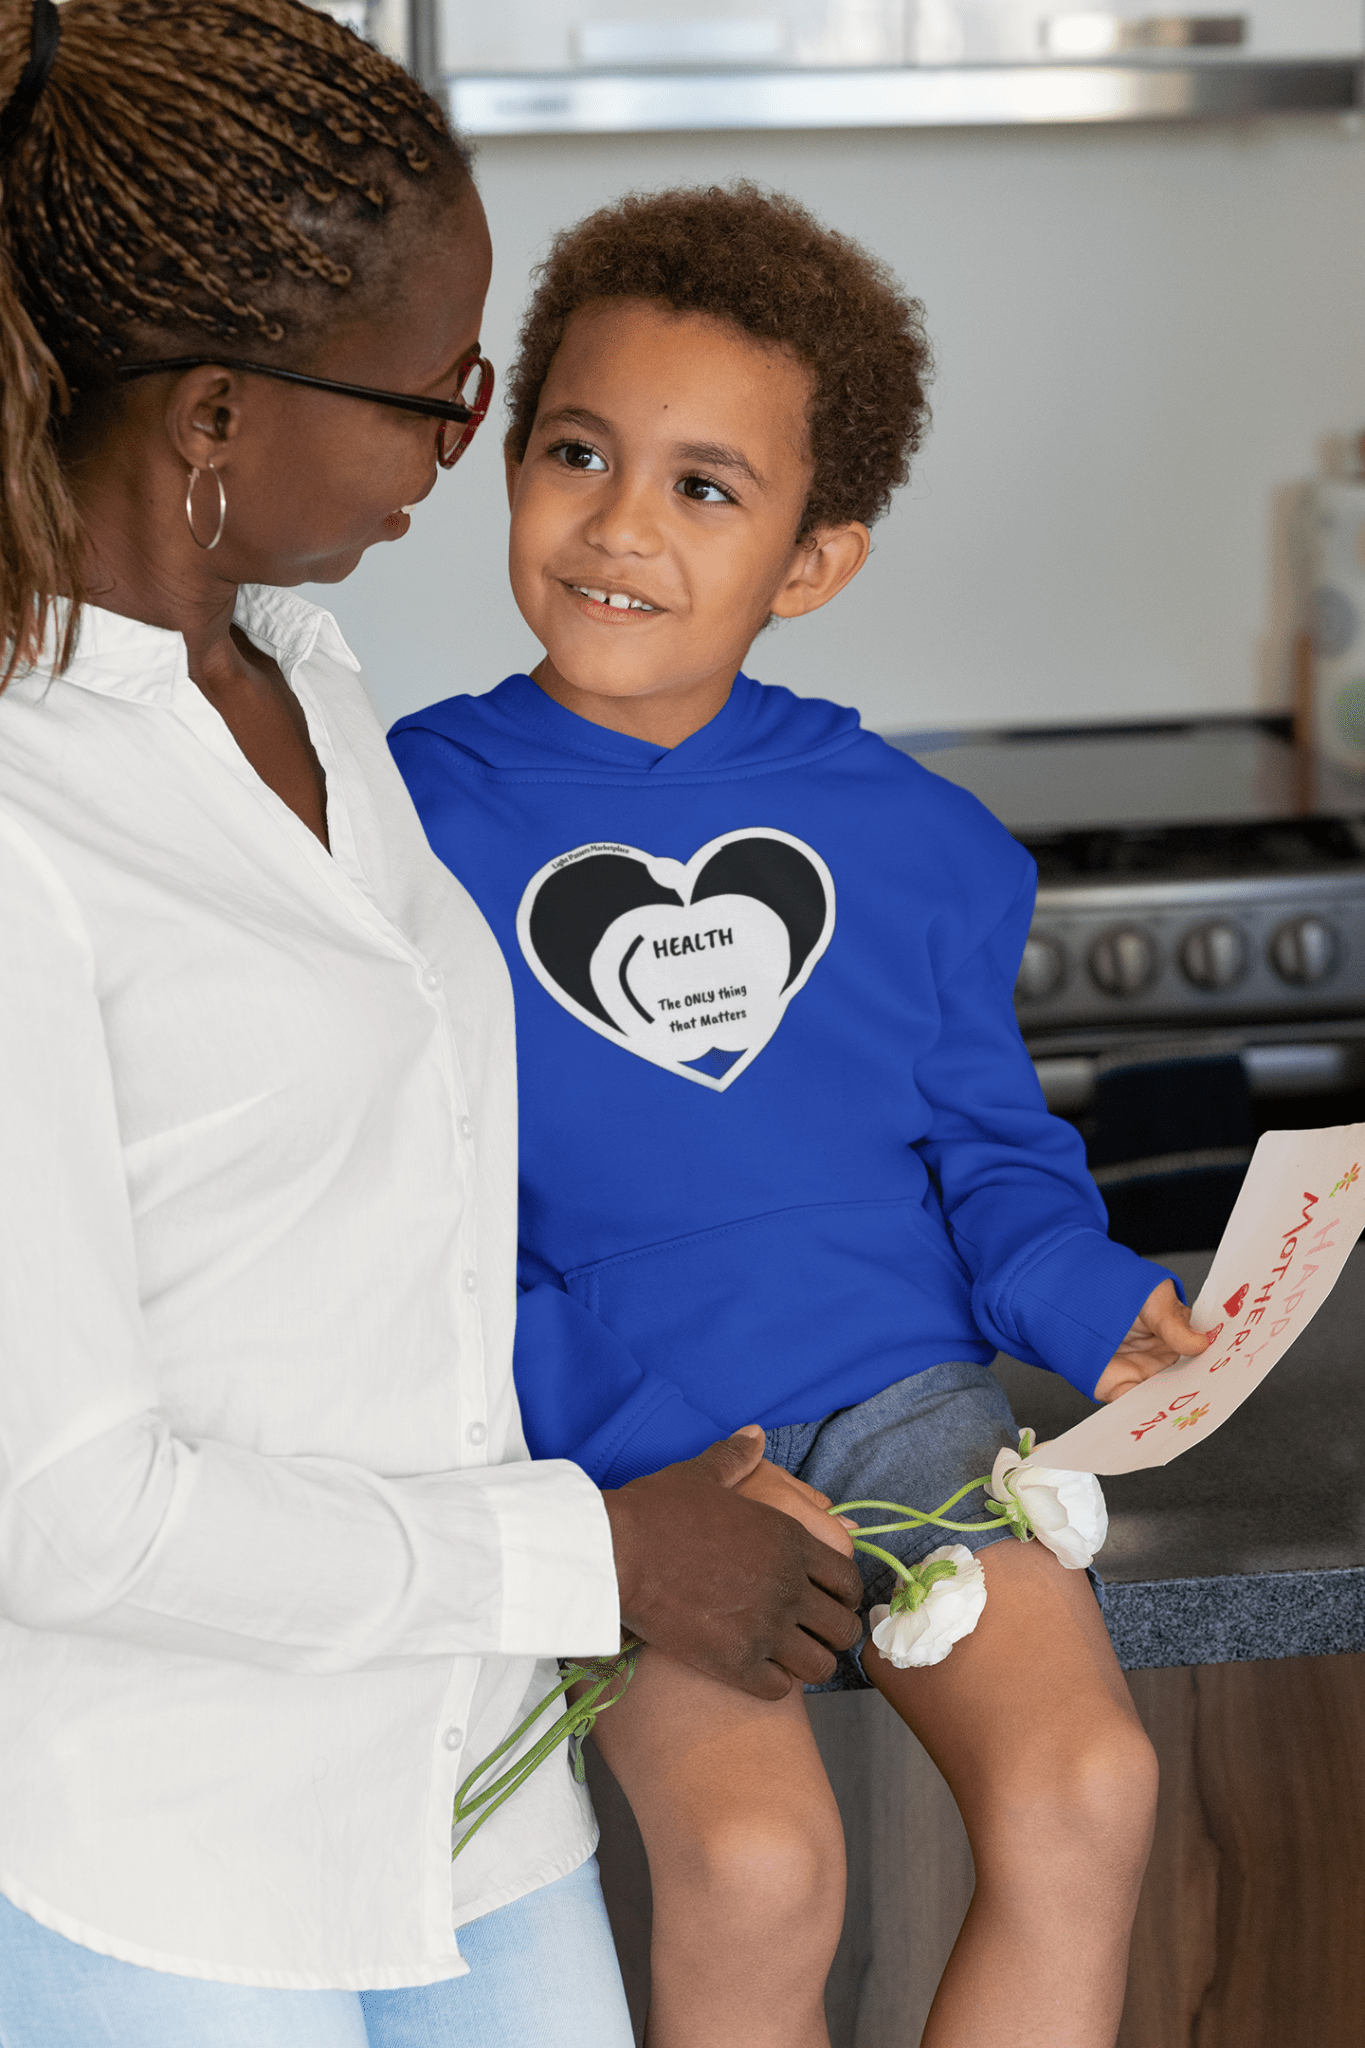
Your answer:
[506,299,869,746]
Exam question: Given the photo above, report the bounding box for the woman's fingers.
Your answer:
[602,1441,864,1699]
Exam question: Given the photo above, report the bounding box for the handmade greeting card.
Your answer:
[1035,1124,1365,1475]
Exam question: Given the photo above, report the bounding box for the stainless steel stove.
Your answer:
[893,716,1365,1250]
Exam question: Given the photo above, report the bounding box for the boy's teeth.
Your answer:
[573,584,655,611]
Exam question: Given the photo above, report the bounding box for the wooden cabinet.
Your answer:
[588,1650,1365,2047]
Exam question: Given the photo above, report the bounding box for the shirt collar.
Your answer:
[47,586,359,704]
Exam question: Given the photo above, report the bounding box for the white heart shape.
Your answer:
[516,829,835,1091]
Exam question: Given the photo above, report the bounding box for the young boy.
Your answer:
[391,185,1203,2048]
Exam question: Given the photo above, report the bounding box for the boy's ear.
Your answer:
[504,445,522,513]
[768,522,871,621]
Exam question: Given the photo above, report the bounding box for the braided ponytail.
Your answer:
[0,0,471,687]
[0,161,78,683]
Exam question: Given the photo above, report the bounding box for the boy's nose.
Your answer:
[582,475,663,558]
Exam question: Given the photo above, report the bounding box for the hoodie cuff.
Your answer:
[988,1229,1183,1399]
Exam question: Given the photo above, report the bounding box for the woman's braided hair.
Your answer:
[0,0,470,683]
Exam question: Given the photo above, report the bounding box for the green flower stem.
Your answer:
[834,1472,995,1522]
[849,1514,1010,1536]
[851,1538,918,1585]
[452,1642,641,1861]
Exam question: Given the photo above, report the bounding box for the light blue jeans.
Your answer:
[0,1859,635,2047]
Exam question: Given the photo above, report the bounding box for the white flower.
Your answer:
[868,1544,987,1669]
[987,1447,1107,1569]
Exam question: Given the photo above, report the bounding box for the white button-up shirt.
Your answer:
[0,590,620,1989]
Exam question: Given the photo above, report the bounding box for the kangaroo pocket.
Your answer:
[562,1198,983,1431]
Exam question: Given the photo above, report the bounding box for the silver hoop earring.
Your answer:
[186,465,227,552]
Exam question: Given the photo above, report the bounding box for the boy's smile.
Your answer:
[506,300,869,748]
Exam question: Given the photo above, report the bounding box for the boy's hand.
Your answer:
[736,1457,857,1558]
[1093,1278,1209,1403]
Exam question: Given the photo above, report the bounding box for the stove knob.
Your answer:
[1179,920,1248,991]
[1268,916,1338,986]
[1015,933,1067,1003]
[1088,925,1158,997]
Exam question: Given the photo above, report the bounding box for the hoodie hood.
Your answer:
[391,670,864,783]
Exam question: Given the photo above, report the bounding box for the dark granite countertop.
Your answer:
[990,1247,1365,1669]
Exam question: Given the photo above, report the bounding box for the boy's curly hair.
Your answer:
[505,182,932,539]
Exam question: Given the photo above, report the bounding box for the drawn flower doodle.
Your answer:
[1329,1162,1360,1198]
[1172,1403,1211,1431]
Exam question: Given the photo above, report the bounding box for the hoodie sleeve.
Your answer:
[913,865,1179,1399]
[513,1280,730,1487]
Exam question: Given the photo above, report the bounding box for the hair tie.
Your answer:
[0,0,61,160]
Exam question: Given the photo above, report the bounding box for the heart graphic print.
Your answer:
[516,829,835,1090]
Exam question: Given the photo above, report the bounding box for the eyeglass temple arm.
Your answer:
[115,356,478,423]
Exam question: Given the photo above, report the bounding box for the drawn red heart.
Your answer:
[1223,1284,1249,1318]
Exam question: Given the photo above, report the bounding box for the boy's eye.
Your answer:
[550,440,608,473]
[676,474,734,506]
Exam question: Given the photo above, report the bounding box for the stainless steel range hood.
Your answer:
[435,1,1363,135]
[448,56,1358,135]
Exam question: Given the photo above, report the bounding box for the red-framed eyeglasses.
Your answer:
[116,345,494,468]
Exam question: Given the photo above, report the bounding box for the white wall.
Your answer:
[305,110,1365,737]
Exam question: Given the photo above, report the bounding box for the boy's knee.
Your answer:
[1062,1715,1158,1856]
[981,1711,1158,1882]
[688,1803,842,1931]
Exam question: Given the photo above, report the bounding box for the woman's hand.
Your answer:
[602,1428,865,1699]
[1093,1278,1208,1403]
[736,1458,857,1557]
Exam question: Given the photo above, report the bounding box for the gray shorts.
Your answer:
[765,1359,1019,1693]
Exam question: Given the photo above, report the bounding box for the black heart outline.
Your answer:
[516,830,836,1089]
[527,855,682,1031]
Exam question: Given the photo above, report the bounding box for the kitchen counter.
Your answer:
[991,1245,1365,1669]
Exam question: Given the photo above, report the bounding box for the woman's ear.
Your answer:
[769,521,872,621]
[162,367,242,473]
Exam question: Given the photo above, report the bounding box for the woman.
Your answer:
[0,5,863,2042]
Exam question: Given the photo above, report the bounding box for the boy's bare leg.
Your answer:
[866,1538,1158,2048]
[589,1645,845,2048]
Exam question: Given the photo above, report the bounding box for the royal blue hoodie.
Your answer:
[391,672,1169,1488]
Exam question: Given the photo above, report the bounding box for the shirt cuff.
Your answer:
[484,1460,620,1659]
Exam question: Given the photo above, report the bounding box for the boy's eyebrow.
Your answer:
[536,406,768,489]
[673,440,768,489]
[537,404,614,437]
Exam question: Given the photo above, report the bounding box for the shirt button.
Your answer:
[462,1269,477,1294]
[442,1724,464,1751]
[459,1115,474,1140]
[422,968,443,993]
[467,1421,487,1447]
